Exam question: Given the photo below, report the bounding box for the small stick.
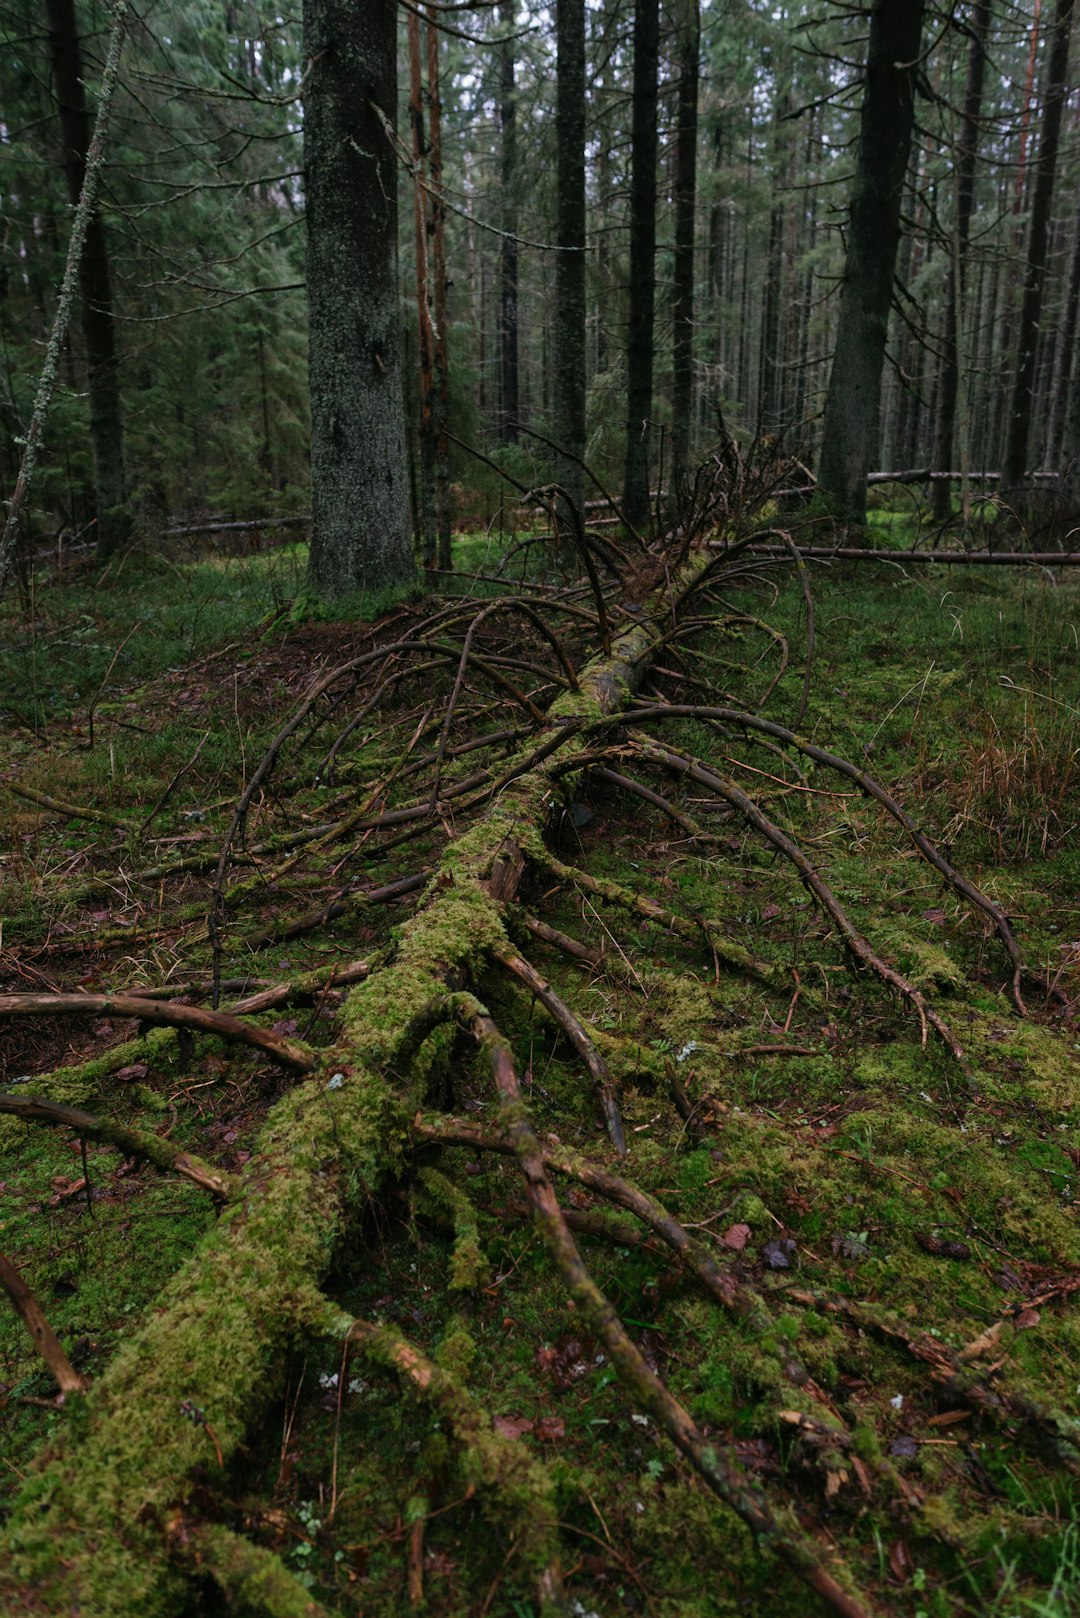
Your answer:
[0,1249,86,1397]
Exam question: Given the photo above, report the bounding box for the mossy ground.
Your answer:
[1,525,1079,1616]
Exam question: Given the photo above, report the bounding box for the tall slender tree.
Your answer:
[303,0,415,599]
[671,0,701,484]
[45,0,129,555]
[498,2,520,445]
[931,0,991,521]
[1003,0,1075,491]
[622,0,660,530]
[817,0,926,525]
[553,0,586,516]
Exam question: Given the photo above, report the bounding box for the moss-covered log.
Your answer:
[0,558,710,1614]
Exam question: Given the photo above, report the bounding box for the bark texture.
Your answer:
[46,0,129,556]
[817,0,926,525]
[303,0,416,601]
[553,0,587,516]
[621,0,660,531]
[931,0,990,521]
[671,0,700,482]
[1003,0,1075,491]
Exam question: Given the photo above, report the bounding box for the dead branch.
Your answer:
[0,1249,87,1398]
[457,1000,876,1618]
[0,1091,238,1199]
[618,702,1029,1008]
[495,948,626,1155]
[633,739,965,1060]
[0,993,315,1072]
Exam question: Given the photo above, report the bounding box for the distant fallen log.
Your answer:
[736,544,1080,566]
[165,514,311,538]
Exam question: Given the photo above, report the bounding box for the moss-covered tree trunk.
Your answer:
[817,0,926,526]
[303,0,416,602]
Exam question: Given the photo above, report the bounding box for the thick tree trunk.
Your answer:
[45,0,129,556]
[817,0,926,526]
[1003,0,1075,491]
[553,0,586,516]
[931,0,990,521]
[671,0,700,483]
[621,0,659,531]
[498,5,520,445]
[304,0,416,601]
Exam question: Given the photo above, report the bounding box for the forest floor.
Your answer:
[1,517,1079,1618]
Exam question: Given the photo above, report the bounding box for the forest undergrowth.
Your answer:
[0,490,1079,1618]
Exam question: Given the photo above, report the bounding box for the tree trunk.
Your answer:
[931,0,990,521]
[1045,192,1080,469]
[671,0,700,485]
[45,0,129,556]
[303,0,416,601]
[427,10,453,569]
[498,5,520,446]
[621,0,660,531]
[1003,0,1075,491]
[553,0,586,517]
[817,0,926,526]
[408,8,437,568]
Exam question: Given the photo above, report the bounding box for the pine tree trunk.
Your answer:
[1003,0,1076,491]
[45,0,129,556]
[498,5,520,446]
[553,0,586,516]
[1044,193,1080,469]
[817,0,926,526]
[931,0,991,520]
[426,10,453,569]
[304,0,416,600]
[671,0,700,484]
[621,0,659,531]
[408,9,437,569]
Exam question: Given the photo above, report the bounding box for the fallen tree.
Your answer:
[0,478,1071,1617]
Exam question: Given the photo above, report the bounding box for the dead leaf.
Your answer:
[533,1415,565,1441]
[850,1455,872,1497]
[493,1414,533,1439]
[115,1063,149,1082]
[957,1320,1004,1363]
[1014,1308,1040,1329]
[825,1468,848,1498]
[888,1539,912,1582]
